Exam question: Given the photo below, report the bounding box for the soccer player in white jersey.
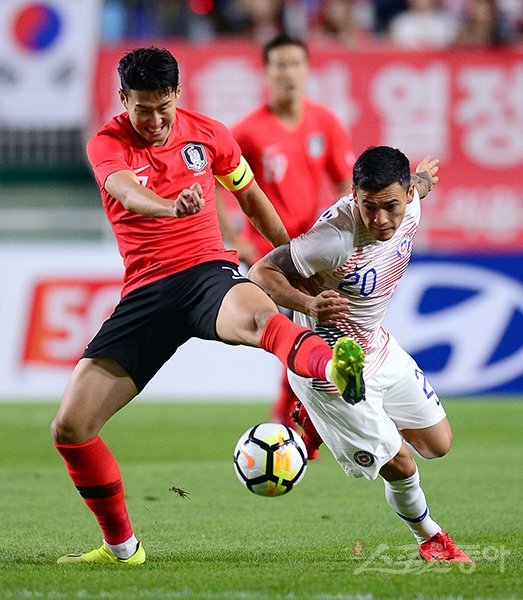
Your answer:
[249,146,471,562]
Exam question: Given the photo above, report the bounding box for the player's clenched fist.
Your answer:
[306,289,349,326]
[172,183,205,218]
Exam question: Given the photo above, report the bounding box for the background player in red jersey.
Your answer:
[218,34,354,428]
[50,47,364,565]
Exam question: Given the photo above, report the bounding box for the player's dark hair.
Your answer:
[263,33,308,65]
[118,47,179,97]
[353,146,411,192]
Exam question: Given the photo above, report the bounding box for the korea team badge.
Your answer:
[181,143,208,172]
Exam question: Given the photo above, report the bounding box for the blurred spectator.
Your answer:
[498,0,523,39]
[373,0,409,35]
[100,0,522,45]
[388,0,460,48]
[101,0,126,42]
[101,0,178,41]
[310,0,370,47]
[239,0,283,44]
[281,0,316,39]
[455,0,512,46]
[211,0,251,36]
[157,0,215,41]
[101,0,245,42]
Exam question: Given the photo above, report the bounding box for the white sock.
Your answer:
[383,467,441,544]
[106,534,138,559]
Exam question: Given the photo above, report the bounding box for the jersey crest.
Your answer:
[181,143,208,172]
[397,234,413,257]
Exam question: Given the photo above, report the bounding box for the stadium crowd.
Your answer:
[101,0,523,46]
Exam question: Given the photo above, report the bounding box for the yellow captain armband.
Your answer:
[215,156,254,192]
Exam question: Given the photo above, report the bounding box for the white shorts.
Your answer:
[287,335,446,481]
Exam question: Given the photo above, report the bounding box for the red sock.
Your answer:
[54,436,133,545]
[260,313,331,380]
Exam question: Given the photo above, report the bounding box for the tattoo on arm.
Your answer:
[263,243,301,279]
[411,171,432,199]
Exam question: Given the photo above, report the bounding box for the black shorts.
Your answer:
[83,260,250,392]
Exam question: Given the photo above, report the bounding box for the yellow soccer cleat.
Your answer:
[329,337,365,405]
[57,541,146,565]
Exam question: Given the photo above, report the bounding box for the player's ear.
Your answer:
[174,84,181,99]
[351,184,358,204]
[406,183,415,204]
[119,89,128,109]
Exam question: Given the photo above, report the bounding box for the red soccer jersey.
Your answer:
[87,108,249,297]
[232,99,354,260]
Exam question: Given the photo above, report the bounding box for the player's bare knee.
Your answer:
[402,420,453,459]
[437,421,453,454]
[429,446,449,459]
[51,414,92,445]
[253,307,279,334]
[421,433,453,459]
[415,427,452,459]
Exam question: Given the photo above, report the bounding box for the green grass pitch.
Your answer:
[0,398,522,599]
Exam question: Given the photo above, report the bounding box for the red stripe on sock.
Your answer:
[55,436,133,545]
[260,313,331,380]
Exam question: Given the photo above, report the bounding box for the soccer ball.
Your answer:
[233,423,308,497]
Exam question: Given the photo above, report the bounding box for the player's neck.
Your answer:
[269,97,303,128]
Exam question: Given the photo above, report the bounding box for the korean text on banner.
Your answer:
[93,43,523,252]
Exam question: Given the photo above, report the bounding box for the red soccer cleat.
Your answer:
[291,401,324,460]
[419,530,472,562]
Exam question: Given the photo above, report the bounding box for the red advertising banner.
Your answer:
[22,278,120,367]
[93,43,523,252]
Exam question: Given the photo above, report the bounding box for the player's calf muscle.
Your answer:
[380,444,417,481]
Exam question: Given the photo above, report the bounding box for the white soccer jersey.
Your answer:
[290,190,421,387]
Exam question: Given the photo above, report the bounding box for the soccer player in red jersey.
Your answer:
[218,34,354,428]
[51,47,364,565]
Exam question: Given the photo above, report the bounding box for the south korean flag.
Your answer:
[0,0,100,129]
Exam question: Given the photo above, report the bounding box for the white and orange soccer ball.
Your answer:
[233,423,308,497]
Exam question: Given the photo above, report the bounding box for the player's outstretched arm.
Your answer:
[249,245,349,325]
[234,181,290,249]
[215,187,258,265]
[411,155,440,199]
[105,170,205,218]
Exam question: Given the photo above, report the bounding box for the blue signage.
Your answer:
[384,253,523,395]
